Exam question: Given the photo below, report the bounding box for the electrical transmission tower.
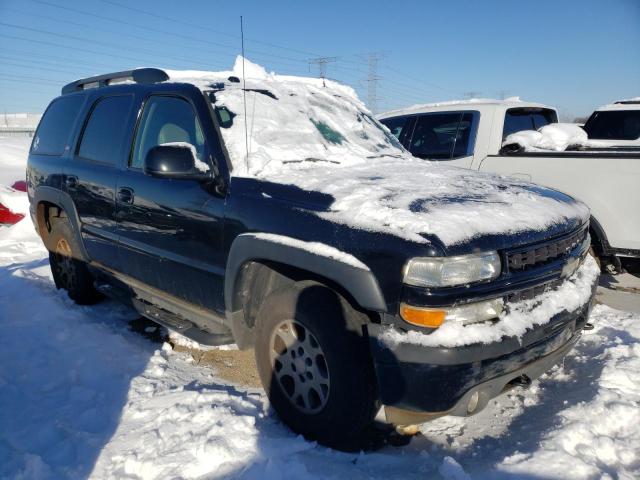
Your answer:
[463,91,482,100]
[363,53,385,115]
[308,56,337,83]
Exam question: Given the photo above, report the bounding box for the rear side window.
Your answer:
[408,112,477,160]
[583,110,640,140]
[379,116,409,139]
[503,108,557,139]
[31,95,84,155]
[78,95,134,165]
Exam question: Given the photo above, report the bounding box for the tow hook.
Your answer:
[508,374,532,390]
[583,322,594,330]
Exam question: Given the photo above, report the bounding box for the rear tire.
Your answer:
[47,217,101,305]
[254,281,379,451]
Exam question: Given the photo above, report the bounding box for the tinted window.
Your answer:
[132,96,206,169]
[379,116,408,139]
[78,95,134,165]
[503,108,557,139]
[452,113,475,158]
[408,112,477,160]
[31,95,84,155]
[583,110,640,140]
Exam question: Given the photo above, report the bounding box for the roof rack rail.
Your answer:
[61,68,169,95]
[614,100,640,105]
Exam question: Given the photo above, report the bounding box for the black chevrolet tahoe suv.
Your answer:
[27,68,598,451]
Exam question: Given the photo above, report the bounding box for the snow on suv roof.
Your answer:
[378,97,553,119]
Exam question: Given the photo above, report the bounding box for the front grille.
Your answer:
[507,227,588,272]
[507,278,563,303]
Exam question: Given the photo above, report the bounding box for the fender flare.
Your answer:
[33,186,89,261]
[224,233,387,315]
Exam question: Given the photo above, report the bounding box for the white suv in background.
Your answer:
[582,99,640,147]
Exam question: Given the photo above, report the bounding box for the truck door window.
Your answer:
[131,96,206,169]
[379,116,408,139]
[78,95,134,165]
[409,113,464,160]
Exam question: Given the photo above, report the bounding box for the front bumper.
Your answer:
[368,279,597,419]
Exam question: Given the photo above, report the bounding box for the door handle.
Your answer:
[117,187,134,204]
[65,175,78,189]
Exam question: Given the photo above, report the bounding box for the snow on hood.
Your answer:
[503,123,606,152]
[168,59,588,246]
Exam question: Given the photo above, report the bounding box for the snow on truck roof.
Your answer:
[164,58,587,247]
[377,97,554,119]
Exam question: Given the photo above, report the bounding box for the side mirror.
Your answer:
[143,144,210,180]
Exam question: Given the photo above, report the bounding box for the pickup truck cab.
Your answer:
[28,64,598,450]
[379,99,640,271]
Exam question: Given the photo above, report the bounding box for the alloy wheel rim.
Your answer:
[269,319,330,414]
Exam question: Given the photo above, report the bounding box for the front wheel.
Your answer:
[254,281,379,451]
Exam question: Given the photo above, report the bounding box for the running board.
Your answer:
[132,297,234,346]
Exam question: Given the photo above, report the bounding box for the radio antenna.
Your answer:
[240,16,249,171]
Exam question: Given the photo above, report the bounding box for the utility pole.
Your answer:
[308,56,337,85]
[363,52,384,115]
[463,91,482,100]
[496,89,510,100]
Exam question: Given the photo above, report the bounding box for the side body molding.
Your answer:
[224,233,387,314]
[32,186,90,261]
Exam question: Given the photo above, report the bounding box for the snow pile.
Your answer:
[380,254,599,348]
[503,123,604,152]
[0,213,639,479]
[169,59,589,246]
[0,185,29,215]
[0,135,31,186]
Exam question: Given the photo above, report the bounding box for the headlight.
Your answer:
[403,251,501,288]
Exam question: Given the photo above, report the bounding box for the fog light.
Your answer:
[467,391,480,414]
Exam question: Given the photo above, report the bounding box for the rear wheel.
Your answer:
[47,217,101,305]
[254,281,379,451]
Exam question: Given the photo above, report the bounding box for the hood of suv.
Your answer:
[246,158,589,252]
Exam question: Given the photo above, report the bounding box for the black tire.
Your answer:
[254,281,379,451]
[47,217,102,305]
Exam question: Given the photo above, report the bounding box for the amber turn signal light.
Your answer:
[400,303,446,328]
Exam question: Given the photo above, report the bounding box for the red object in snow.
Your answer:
[0,202,24,224]
[11,180,27,192]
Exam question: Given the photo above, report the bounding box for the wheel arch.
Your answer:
[225,233,386,349]
[33,186,89,261]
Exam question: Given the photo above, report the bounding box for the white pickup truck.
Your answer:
[378,99,640,271]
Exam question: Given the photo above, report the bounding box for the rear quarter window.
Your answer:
[31,95,84,155]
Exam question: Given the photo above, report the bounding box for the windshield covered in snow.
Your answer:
[167,59,407,177]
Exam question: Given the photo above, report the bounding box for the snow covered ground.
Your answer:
[1,208,640,479]
[0,135,31,187]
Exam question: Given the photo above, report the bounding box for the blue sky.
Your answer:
[0,0,638,119]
